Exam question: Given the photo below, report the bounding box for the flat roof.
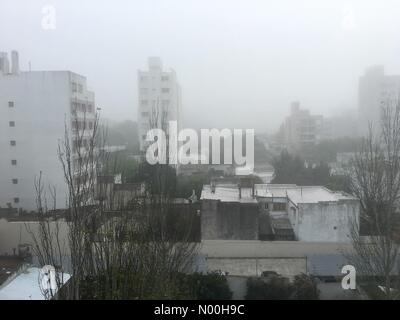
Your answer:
[256,184,357,204]
[201,183,358,204]
[200,185,257,203]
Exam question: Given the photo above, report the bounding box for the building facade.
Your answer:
[359,66,400,135]
[200,181,359,243]
[281,102,330,150]
[137,57,182,152]
[0,51,96,212]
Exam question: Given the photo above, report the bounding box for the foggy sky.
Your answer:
[1,0,400,132]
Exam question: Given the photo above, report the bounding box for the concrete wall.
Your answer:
[296,200,359,242]
[201,200,258,240]
[205,257,307,279]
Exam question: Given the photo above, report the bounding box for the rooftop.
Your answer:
[201,183,358,204]
[200,184,258,204]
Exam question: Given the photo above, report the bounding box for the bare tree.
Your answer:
[25,172,68,300]
[30,106,199,299]
[348,102,400,299]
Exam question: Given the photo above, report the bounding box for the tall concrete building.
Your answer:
[137,57,182,152]
[359,66,400,135]
[281,102,328,150]
[0,51,96,212]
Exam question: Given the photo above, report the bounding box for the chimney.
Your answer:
[0,52,10,74]
[11,50,19,74]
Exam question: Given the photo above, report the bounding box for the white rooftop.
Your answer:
[201,185,258,203]
[201,183,357,204]
[0,267,70,300]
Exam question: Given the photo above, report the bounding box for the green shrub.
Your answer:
[182,272,232,300]
[292,274,320,300]
[245,274,293,300]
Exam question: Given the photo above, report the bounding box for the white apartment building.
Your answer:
[0,51,96,212]
[359,65,400,135]
[281,102,328,150]
[137,57,182,152]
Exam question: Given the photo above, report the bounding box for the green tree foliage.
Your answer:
[254,136,272,167]
[245,273,320,300]
[298,137,362,163]
[291,274,320,300]
[100,120,140,154]
[134,161,177,197]
[271,150,330,186]
[179,272,233,300]
[326,174,352,193]
[245,275,293,300]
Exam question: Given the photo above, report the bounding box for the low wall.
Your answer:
[205,256,307,279]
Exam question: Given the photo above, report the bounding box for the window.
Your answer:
[13,198,19,204]
[8,101,14,108]
[12,179,18,184]
[87,104,93,113]
[141,100,148,106]
[11,160,17,165]
[72,82,77,93]
[10,140,16,146]
[161,88,170,93]
[9,121,15,127]
[161,76,169,81]
[141,112,149,117]
[88,121,93,130]
[78,84,83,93]
[140,76,148,82]
[140,88,148,94]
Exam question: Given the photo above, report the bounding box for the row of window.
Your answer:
[72,138,92,152]
[71,101,94,114]
[140,87,171,94]
[140,76,170,82]
[6,113,19,203]
[71,82,84,94]
[71,120,94,131]
[140,99,170,107]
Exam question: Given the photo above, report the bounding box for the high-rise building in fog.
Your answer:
[359,66,400,135]
[137,57,182,152]
[281,102,328,150]
[0,51,96,211]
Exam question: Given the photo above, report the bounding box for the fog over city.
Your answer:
[1,0,400,131]
[3,0,400,303]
